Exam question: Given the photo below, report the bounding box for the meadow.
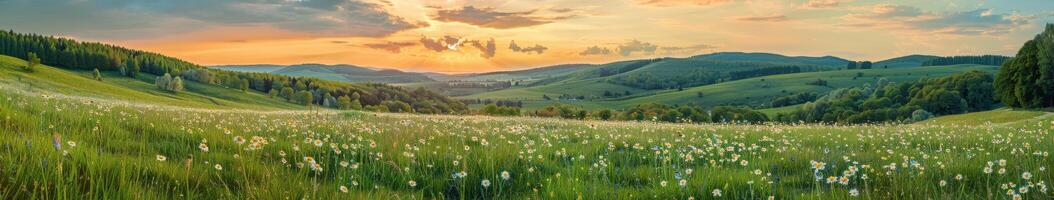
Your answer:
[1,76,1051,199]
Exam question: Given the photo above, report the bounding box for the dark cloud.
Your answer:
[419,36,496,58]
[469,39,497,58]
[579,46,613,56]
[433,6,572,29]
[364,41,417,53]
[637,0,735,6]
[508,41,548,54]
[736,14,788,22]
[617,40,659,56]
[0,0,423,39]
[842,5,1032,36]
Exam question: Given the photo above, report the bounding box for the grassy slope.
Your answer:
[0,55,304,110]
[1,83,1051,199]
[467,64,998,109]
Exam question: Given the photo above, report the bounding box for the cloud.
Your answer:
[800,0,850,9]
[736,14,789,22]
[660,44,716,54]
[841,5,1033,36]
[508,41,548,54]
[364,41,417,53]
[433,6,573,29]
[637,0,736,6]
[0,0,423,39]
[469,39,497,58]
[579,46,613,56]
[617,40,659,56]
[419,36,496,58]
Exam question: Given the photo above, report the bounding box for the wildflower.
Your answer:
[939,180,947,187]
[408,180,417,187]
[826,176,837,184]
[839,176,850,185]
[52,134,62,150]
[660,180,668,187]
[849,189,859,197]
[955,174,963,181]
[712,189,722,197]
[679,179,687,187]
[214,164,223,171]
[340,161,349,168]
[983,167,993,174]
[1022,172,1032,180]
[339,185,348,193]
[199,143,209,152]
[67,141,76,148]
[481,179,491,188]
[156,155,167,162]
[501,171,511,180]
[233,136,246,145]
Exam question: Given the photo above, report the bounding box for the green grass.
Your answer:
[1,55,1052,199]
[1,85,1052,199]
[470,64,999,110]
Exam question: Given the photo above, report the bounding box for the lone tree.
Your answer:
[92,68,102,81]
[24,52,40,72]
[995,24,1054,108]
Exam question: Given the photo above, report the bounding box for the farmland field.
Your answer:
[1,66,1051,199]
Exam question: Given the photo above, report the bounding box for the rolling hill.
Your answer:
[873,55,941,68]
[212,64,434,83]
[467,64,999,110]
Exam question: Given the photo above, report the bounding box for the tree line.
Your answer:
[922,55,1011,66]
[0,30,466,114]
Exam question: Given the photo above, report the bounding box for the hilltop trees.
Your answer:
[923,55,1011,66]
[995,24,1054,108]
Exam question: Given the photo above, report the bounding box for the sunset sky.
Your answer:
[1,0,1052,73]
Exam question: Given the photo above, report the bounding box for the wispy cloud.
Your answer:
[433,6,573,29]
[736,14,789,22]
[509,41,548,54]
[0,0,423,39]
[800,0,850,9]
[419,36,497,58]
[579,46,613,56]
[364,41,417,53]
[841,5,1033,36]
[637,0,736,7]
[617,40,659,56]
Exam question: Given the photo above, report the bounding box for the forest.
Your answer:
[0,30,466,114]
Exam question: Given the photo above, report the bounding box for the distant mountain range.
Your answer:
[210,52,947,84]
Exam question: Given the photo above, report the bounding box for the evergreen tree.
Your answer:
[24,52,39,72]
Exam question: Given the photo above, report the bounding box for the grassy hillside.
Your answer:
[873,55,940,68]
[213,64,434,83]
[0,55,304,110]
[2,78,1051,199]
[468,64,998,109]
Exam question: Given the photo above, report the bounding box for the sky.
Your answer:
[1,0,1052,73]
